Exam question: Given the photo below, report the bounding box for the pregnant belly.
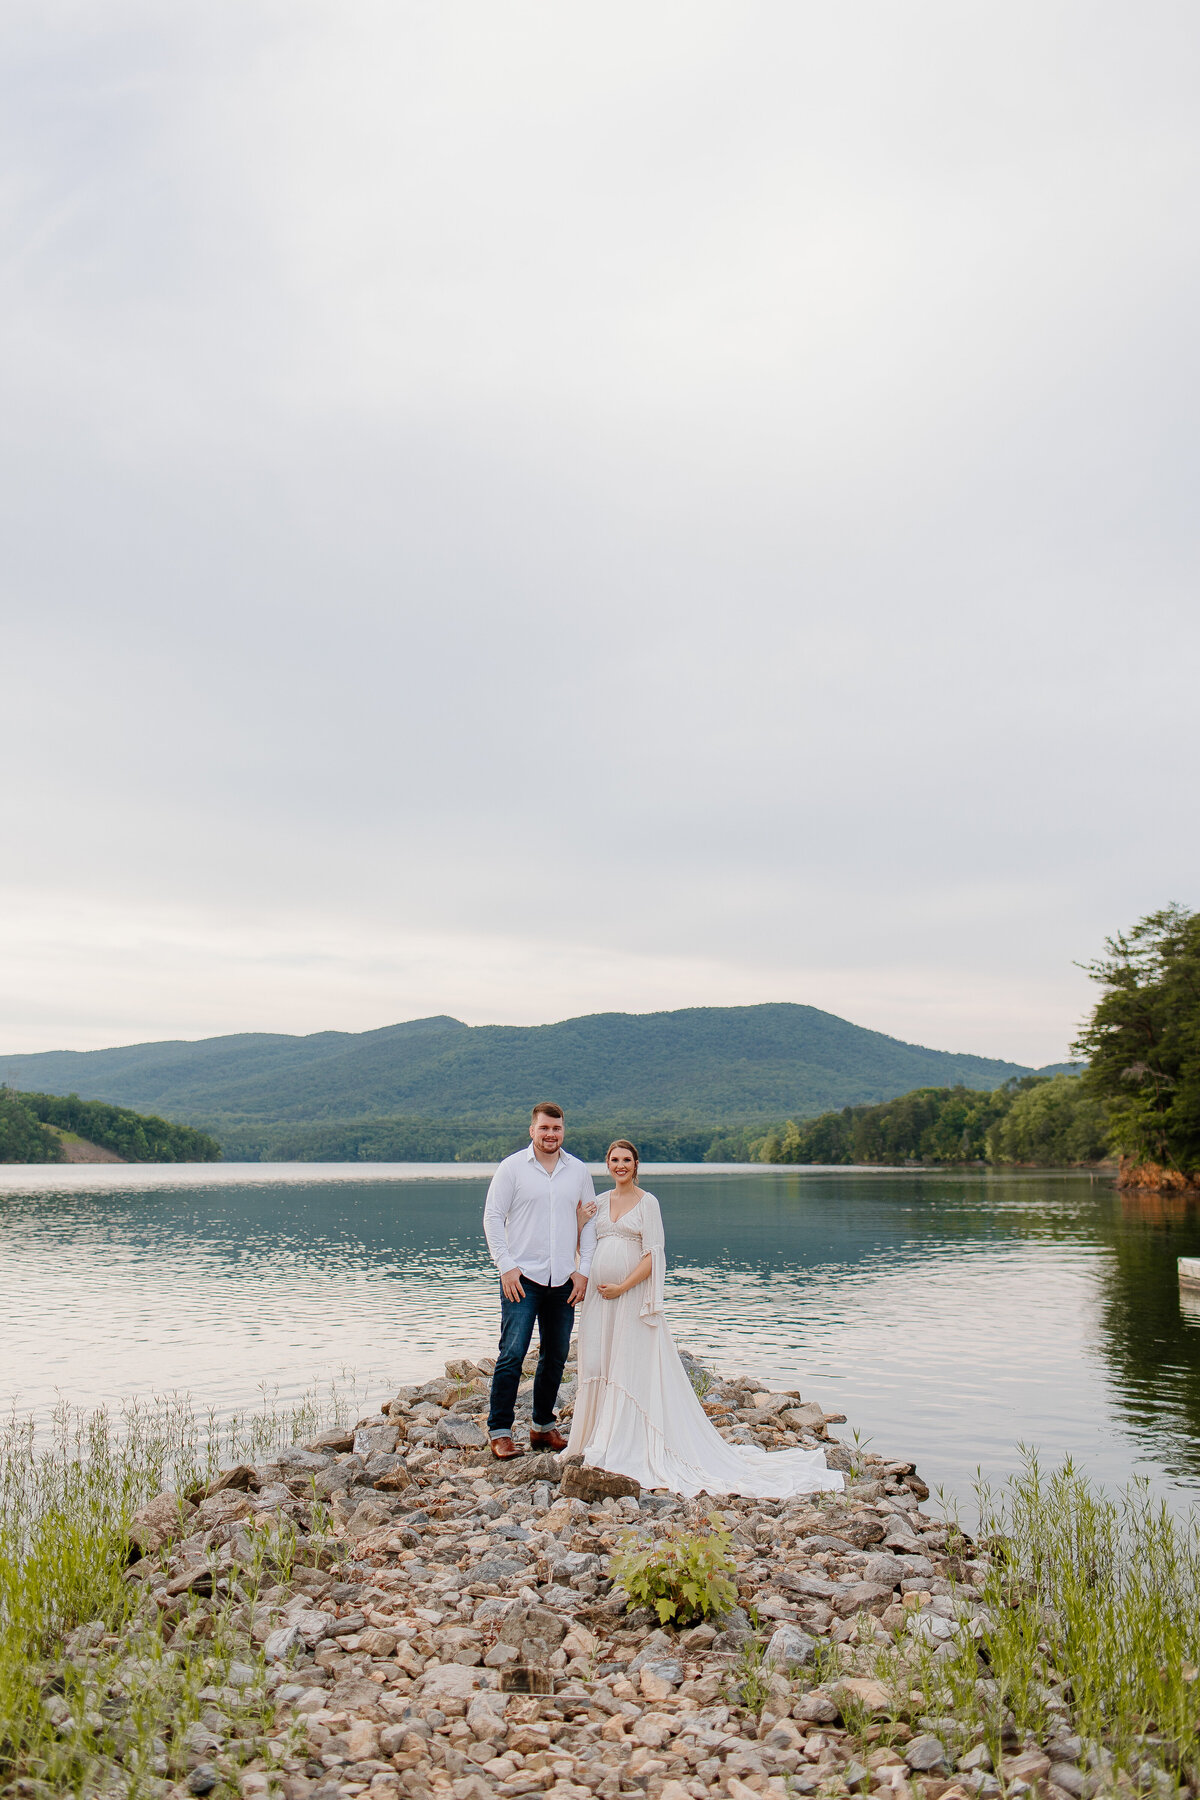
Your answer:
[591,1237,639,1284]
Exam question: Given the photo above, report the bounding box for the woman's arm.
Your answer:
[597,1252,651,1299]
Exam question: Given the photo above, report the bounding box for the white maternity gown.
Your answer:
[565,1191,844,1500]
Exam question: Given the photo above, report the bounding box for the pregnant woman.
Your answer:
[565,1139,844,1499]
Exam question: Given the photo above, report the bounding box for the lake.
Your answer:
[3,1161,1200,1515]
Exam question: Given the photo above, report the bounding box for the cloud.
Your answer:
[2,2,1197,1063]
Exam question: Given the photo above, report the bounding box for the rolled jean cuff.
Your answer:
[532,1420,556,1431]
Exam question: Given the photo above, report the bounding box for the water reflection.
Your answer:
[2,1165,1199,1514]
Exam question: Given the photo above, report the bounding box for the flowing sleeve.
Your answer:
[639,1193,666,1325]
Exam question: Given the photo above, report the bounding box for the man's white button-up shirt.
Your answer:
[483,1145,597,1286]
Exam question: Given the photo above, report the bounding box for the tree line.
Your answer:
[751,1072,1107,1166]
[0,1090,221,1164]
[212,1116,754,1164]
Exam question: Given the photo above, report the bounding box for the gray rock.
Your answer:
[549,1550,600,1581]
[305,1426,354,1454]
[438,1416,488,1451]
[628,1632,674,1670]
[275,1446,331,1471]
[505,1452,562,1484]
[226,1661,256,1687]
[415,1378,460,1406]
[128,1492,196,1557]
[473,1556,527,1584]
[793,1691,839,1724]
[763,1624,817,1671]
[779,1571,839,1598]
[958,1744,993,1773]
[346,1496,399,1538]
[897,1553,935,1578]
[538,1584,579,1610]
[861,1552,910,1587]
[186,1766,219,1796]
[353,1423,400,1459]
[907,1610,956,1642]
[905,1735,948,1772]
[639,1657,684,1687]
[466,1691,510,1739]
[474,1596,519,1623]
[832,1581,895,1617]
[293,1687,329,1714]
[1049,1765,1091,1797]
[884,1520,925,1553]
[182,1722,222,1768]
[263,1623,303,1661]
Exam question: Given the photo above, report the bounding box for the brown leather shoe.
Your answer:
[490,1436,523,1460]
[529,1427,568,1452]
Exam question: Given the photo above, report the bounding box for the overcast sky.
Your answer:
[3,2,1198,1065]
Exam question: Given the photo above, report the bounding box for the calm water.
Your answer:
[3,1162,1200,1515]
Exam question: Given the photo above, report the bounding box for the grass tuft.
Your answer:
[0,1383,362,1794]
[864,1453,1200,1791]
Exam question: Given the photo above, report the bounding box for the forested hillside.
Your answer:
[0,1090,221,1164]
[754,1073,1108,1167]
[2,1004,1040,1155]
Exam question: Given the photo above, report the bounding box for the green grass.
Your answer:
[860,1454,1200,1790]
[0,1383,365,1796]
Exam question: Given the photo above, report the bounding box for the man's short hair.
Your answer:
[531,1101,564,1123]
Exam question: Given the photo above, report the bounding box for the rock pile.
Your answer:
[110,1351,1059,1800]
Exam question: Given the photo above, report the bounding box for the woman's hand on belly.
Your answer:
[596,1280,627,1300]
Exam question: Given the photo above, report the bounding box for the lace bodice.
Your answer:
[596,1197,645,1242]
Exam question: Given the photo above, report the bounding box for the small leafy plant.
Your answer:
[610,1518,738,1626]
[727,1636,771,1713]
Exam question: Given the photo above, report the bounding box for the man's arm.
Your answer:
[483,1161,518,1277]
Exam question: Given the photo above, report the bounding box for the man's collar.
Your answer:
[526,1143,567,1166]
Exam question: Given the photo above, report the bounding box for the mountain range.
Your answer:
[1,1004,1068,1160]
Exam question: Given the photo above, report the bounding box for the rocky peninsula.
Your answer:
[59,1347,1096,1800]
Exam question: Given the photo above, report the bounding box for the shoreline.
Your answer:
[14,1349,1148,1800]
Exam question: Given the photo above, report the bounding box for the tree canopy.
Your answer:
[1073,904,1200,1178]
[0,1091,221,1164]
[754,1075,1107,1167]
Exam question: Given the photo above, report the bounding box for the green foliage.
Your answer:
[727,1636,772,1713]
[12,1091,220,1163]
[886,1454,1200,1789]
[0,1385,352,1792]
[687,1364,715,1400]
[986,1072,1110,1166]
[0,1089,62,1163]
[1,1002,1035,1141]
[215,1115,761,1164]
[610,1518,739,1626]
[1073,904,1200,1177]
[757,1079,1061,1166]
[755,1074,1109,1168]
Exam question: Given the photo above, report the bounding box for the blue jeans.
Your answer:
[487,1276,575,1439]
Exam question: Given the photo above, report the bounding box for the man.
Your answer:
[483,1102,597,1460]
